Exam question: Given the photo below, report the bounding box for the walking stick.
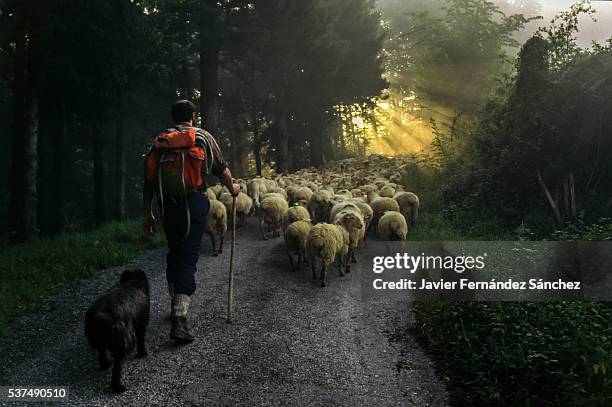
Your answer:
[227,195,237,323]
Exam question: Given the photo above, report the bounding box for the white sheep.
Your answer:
[370,197,400,231]
[306,223,350,287]
[307,189,334,224]
[289,186,313,206]
[219,191,253,227]
[394,192,420,226]
[284,220,312,272]
[333,209,365,265]
[282,205,311,231]
[247,178,267,211]
[259,195,289,240]
[377,211,408,241]
[205,188,217,201]
[207,199,227,256]
[379,185,396,198]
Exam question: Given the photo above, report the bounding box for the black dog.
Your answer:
[85,269,150,393]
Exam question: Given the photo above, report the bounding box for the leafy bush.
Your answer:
[413,301,612,406]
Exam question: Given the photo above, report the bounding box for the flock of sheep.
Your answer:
[204,156,420,287]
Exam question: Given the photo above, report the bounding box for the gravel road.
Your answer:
[0,217,448,406]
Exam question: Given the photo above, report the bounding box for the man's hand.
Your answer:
[230,183,241,197]
[144,214,156,236]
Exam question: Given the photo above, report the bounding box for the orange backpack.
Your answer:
[145,127,207,197]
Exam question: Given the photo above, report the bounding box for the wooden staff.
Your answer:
[227,195,237,323]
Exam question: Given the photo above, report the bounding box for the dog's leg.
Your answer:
[98,347,111,371]
[111,353,126,393]
[136,323,148,357]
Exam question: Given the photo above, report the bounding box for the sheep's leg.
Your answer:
[339,255,346,276]
[260,218,268,240]
[310,257,317,280]
[218,228,225,254]
[297,252,302,270]
[350,243,357,265]
[287,249,296,272]
[320,263,328,287]
[209,231,217,256]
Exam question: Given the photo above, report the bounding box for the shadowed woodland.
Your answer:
[1,1,612,404]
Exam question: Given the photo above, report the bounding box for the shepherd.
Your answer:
[143,100,240,343]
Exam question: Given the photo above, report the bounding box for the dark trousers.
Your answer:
[162,192,209,296]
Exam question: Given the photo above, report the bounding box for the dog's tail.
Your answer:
[85,311,136,354]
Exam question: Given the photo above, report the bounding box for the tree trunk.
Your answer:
[9,3,40,242]
[8,8,28,242]
[23,73,39,238]
[569,172,577,220]
[200,0,222,135]
[200,46,220,135]
[536,169,562,225]
[115,92,126,220]
[49,96,67,234]
[93,128,106,226]
[251,110,262,176]
[276,112,289,174]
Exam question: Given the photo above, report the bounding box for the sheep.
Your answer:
[359,184,378,194]
[218,192,253,226]
[259,195,289,240]
[205,188,217,201]
[284,220,312,272]
[306,223,350,287]
[294,199,309,208]
[335,189,353,200]
[263,178,278,192]
[350,200,373,239]
[377,211,408,241]
[289,187,313,206]
[247,178,266,211]
[333,209,365,265]
[282,205,311,231]
[351,189,363,198]
[370,197,400,231]
[267,186,288,199]
[209,184,223,197]
[207,199,227,256]
[379,185,396,198]
[307,189,334,224]
[394,192,420,226]
[261,192,287,202]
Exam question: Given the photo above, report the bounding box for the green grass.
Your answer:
[409,212,514,241]
[0,221,165,333]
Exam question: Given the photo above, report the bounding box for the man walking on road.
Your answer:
[143,100,240,343]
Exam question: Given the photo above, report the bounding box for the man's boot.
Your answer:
[170,294,195,343]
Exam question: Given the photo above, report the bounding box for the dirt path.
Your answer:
[0,217,448,406]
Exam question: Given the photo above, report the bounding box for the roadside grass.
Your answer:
[408,212,513,241]
[0,221,164,333]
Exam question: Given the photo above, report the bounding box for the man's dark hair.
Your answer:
[171,100,197,123]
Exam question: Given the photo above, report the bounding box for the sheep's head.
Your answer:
[335,211,363,230]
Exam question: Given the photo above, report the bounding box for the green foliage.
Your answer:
[414,301,612,406]
[0,222,164,333]
[430,4,612,232]
[551,218,612,241]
